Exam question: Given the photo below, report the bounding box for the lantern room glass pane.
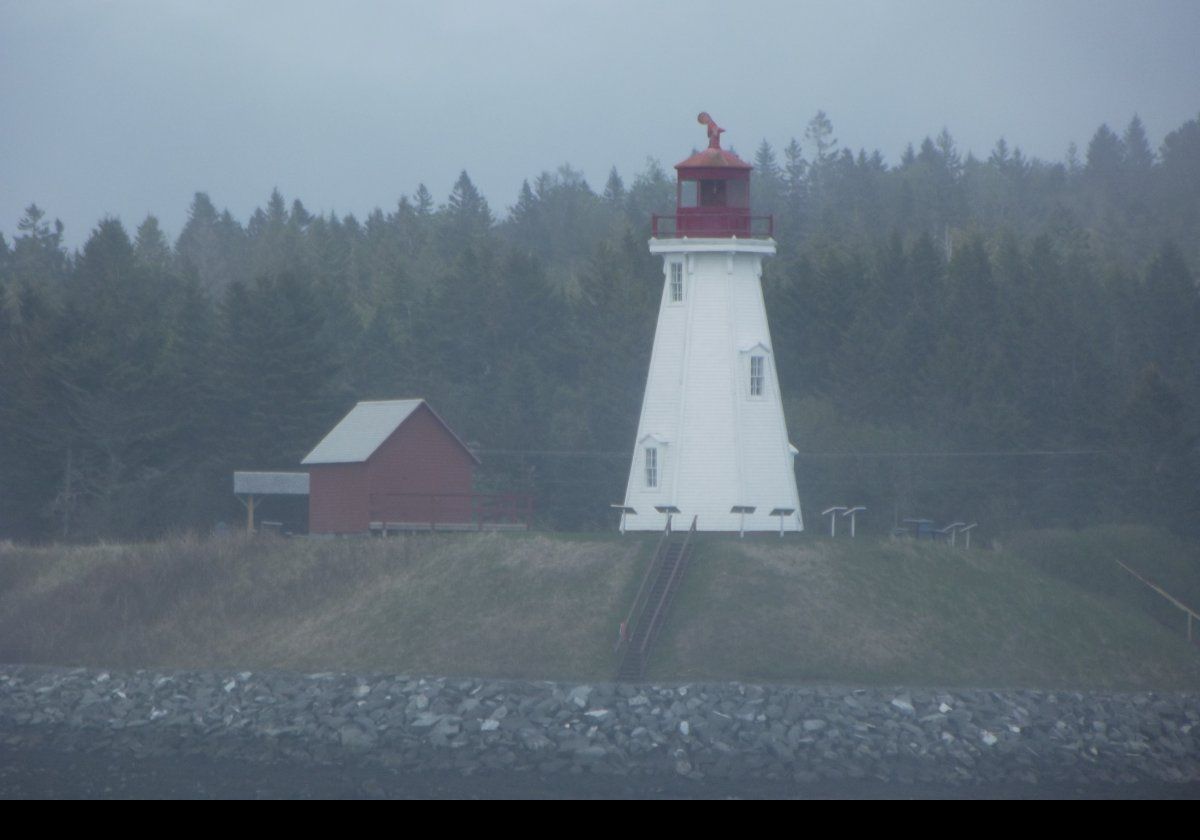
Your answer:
[699,180,727,207]
[679,180,698,207]
[727,179,749,208]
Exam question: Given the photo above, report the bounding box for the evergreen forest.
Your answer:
[2,112,1198,541]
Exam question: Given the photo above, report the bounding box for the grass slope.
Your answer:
[0,533,650,681]
[652,532,1200,689]
[0,527,1197,688]
[1006,525,1200,641]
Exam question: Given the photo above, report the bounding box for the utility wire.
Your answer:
[475,447,1126,459]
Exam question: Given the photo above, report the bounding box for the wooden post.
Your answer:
[246,495,256,533]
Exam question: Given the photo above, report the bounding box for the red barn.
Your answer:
[302,399,482,534]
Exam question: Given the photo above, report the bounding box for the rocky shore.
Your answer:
[1,665,1197,795]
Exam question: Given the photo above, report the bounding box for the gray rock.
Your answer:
[338,725,376,750]
[575,745,608,761]
[519,730,554,751]
[567,686,593,709]
[432,718,461,738]
[2,665,1197,791]
[410,712,442,728]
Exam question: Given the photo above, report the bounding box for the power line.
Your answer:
[476,447,1126,459]
[794,449,1124,458]
[477,449,627,458]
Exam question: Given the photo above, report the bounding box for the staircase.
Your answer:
[615,515,698,682]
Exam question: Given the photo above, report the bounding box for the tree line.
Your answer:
[1,112,1198,541]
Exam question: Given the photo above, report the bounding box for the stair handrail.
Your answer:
[1116,559,1200,644]
[615,517,672,655]
[636,515,698,659]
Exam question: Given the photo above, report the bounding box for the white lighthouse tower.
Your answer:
[621,113,803,533]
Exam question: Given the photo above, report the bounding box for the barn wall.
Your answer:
[367,404,476,524]
[308,463,369,534]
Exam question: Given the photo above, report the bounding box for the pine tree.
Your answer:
[446,171,493,234]
[1085,124,1125,179]
[134,215,173,274]
[176,192,246,293]
[805,110,838,165]
[752,139,784,221]
[9,204,68,291]
[414,183,435,216]
[507,179,541,252]
[1123,115,1155,171]
[602,167,625,204]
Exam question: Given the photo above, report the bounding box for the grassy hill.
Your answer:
[0,526,1197,689]
[654,532,1200,688]
[0,533,650,681]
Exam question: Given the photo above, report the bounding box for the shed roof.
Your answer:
[233,471,310,495]
[301,399,481,466]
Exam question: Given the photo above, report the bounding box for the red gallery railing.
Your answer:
[651,213,774,239]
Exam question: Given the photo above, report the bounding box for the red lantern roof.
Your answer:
[649,112,772,239]
[675,146,752,171]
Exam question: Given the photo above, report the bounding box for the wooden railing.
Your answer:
[1116,559,1200,644]
[369,492,534,530]
[615,515,698,680]
[635,515,698,661]
[615,517,672,657]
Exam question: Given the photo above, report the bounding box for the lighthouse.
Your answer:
[621,113,803,533]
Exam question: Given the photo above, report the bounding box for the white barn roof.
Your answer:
[302,400,423,465]
[301,399,481,466]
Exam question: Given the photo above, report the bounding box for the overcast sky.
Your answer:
[3,0,1199,248]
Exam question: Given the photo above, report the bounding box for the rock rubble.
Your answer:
[1,665,1197,789]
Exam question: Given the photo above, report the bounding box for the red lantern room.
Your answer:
[652,112,772,239]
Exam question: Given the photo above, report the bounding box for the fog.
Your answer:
[3,2,1200,798]
[3,0,1198,246]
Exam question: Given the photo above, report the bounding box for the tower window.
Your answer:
[699,179,727,207]
[669,263,684,302]
[645,447,658,488]
[750,356,765,396]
